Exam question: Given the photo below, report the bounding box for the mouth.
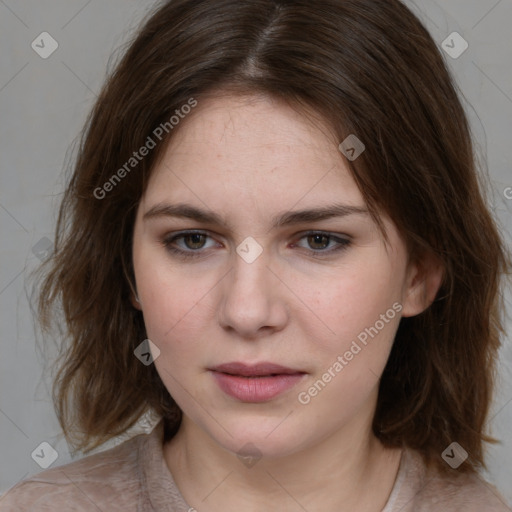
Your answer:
[209,362,307,402]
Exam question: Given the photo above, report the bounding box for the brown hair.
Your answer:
[35,0,510,475]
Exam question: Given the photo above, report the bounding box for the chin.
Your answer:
[202,416,311,461]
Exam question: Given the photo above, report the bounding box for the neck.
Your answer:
[163,412,402,512]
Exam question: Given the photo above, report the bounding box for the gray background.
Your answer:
[1,0,511,504]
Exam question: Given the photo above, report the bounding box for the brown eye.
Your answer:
[182,233,207,250]
[162,231,217,259]
[293,231,351,257]
[307,234,331,250]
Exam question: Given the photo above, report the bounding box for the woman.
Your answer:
[2,0,510,510]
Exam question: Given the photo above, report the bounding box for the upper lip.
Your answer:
[210,362,305,377]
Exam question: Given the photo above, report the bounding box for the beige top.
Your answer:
[1,419,510,511]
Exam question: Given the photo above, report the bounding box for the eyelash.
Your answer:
[161,230,351,260]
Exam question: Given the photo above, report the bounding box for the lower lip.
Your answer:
[211,371,305,402]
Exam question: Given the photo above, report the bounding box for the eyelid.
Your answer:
[161,230,220,254]
[161,229,352,260]
[291,231,351,256]
[294,230,352,243]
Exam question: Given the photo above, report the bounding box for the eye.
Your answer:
[161,230,351,260]
[175,232,209,250]
[292,231,351,256]
[162,231,218,259]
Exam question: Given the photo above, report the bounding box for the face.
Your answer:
[131,93,429,459]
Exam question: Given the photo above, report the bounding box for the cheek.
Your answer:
[133,253,197,341]
[298,274,402,413]
[297,258,403,352]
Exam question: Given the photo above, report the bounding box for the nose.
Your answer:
[218,245,289,339]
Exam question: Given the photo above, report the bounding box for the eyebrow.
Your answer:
[143,202,368,229]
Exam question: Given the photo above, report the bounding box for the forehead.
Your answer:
[144,94,364,207]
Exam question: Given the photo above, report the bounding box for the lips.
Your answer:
[212,362,303,377]
[209,362,306,402]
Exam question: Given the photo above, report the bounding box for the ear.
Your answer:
[130,290,142,311]
[128,280,142,310]
[130,291,142,311]
[401,251,444,318]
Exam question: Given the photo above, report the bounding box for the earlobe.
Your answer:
[401,252,444,318]
[128,279,142,310]
[130,292,142,310]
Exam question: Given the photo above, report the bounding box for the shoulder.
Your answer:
[400,449,511,512]
[0,431,147,512]
[420,471,511,511]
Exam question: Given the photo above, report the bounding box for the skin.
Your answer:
[131,93,443,512]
